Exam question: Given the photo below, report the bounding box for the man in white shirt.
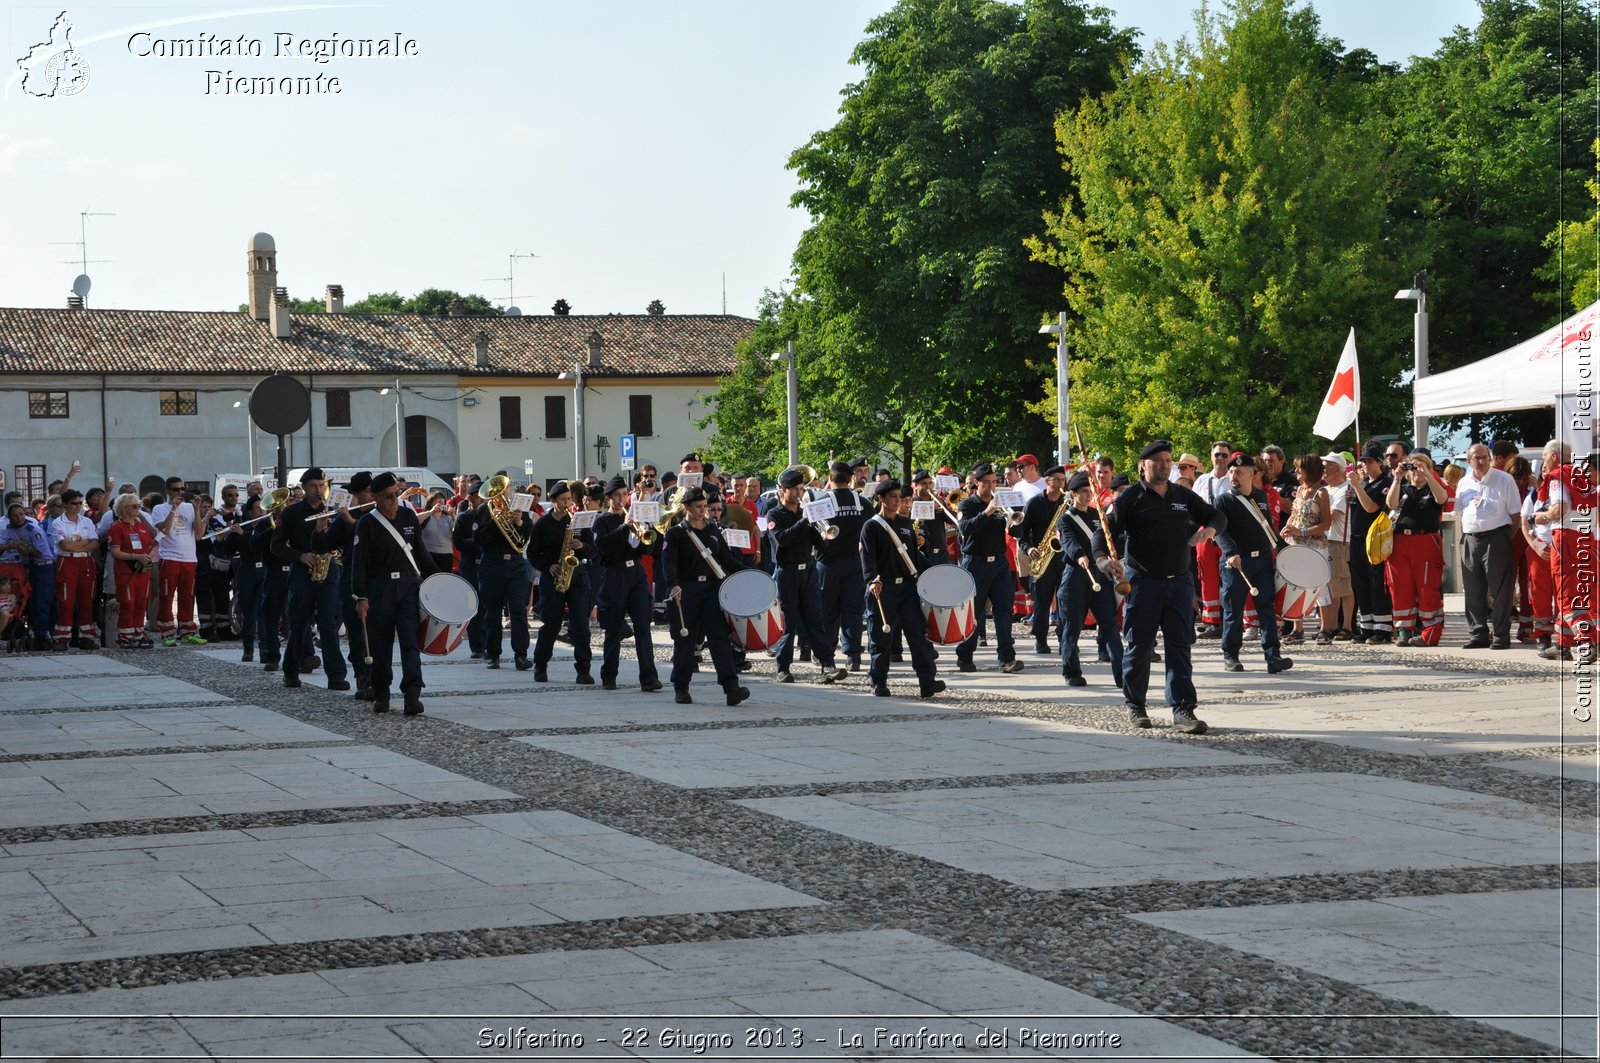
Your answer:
[150,476,204,646]
[50,489,100,649]
[1190,441,1234,637]
[1456,443,1523,649]
[1013,454,1046,502]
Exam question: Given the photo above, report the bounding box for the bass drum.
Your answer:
[918,565,977,645]
[417,572,479,656]
[719,569,785,651]
[1274,543,1331,621]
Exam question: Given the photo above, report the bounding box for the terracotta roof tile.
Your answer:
[0,308,754,376]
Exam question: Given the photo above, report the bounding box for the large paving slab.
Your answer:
[0,673,229,712]
[1132,888,1598,1056]
[0,704,347,755]
[0,745,514,828]
[0,810,818,968]
[0,653,150,680]
[520,717,1275,789]
[1,930,1264,1060]
[1492,750,1600,783]
[741,772,1595,889]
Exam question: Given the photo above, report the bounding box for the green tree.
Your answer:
[1030,0,1401,465]
[1539,143,1600,312]
[742,0,1133,474]
[341,289,502,315]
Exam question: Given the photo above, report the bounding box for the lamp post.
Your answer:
[558,366,586,478]
[234,400,255,476]
[769,341,798,468]
[379,383,407,466]
[1038,313,1069,464]
[1395,271,1429,449]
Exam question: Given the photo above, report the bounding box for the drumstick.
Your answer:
[675,594,689,638]
[874,594,891,634]
[360,609,373,666]
[1239,565,1259,597]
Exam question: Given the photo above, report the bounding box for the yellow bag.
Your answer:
[1366,511,1394,564]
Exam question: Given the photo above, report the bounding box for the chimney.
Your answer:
[66,295,84,310]
[475,330,490,369]
[586,329,603,369]
[552,298,571,316]
[270,287,292,340]
[447,298,465,317]
[247,232,277,322]
[646,298,665,316]
[324,284,344,314]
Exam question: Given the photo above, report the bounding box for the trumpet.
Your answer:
[205,487,290,537]
[813,519,841,540]
[631,520,659,546]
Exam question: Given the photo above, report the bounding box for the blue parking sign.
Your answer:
[620,433,636,470]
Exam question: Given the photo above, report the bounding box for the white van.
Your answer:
[276,467,454,494]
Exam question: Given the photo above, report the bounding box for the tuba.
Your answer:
[483,474,529,553]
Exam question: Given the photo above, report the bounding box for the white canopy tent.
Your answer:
[1414,300,1600,416]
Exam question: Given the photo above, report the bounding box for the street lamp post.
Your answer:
[769,341,798,468]
[558,366,586,478]
[380,382,406,466]
[1395,273,1429,449]
[1039,313,1069,464]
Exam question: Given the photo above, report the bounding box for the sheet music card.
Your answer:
[804,496,838,523]
[910,501,936,520]
[629,501,661,524]
[676,472,704,489]
[995,489,1026,509]
[721,528,751,549]
[569,510,597,530]
[935,474,961,493]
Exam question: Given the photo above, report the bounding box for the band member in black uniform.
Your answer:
[956,463,1023,674]
[704,489,751,674]
[529,480,595,684]
[324,472,373,698]
[862,479,944,698]
[1094,441,1225,734]
[1056,471,1123,688]
[1214,455,1294,674]
[269,468,351,691]
[452,477,487,659]
[664,487,749,705]
[352,472,438,715]
[254,501,291,672]
[817,461,870,671]
[1018,465,1069,655]
[473,481,535,671]
[910,470,954,566]
[233,495,266,663]
[768,467,845,683]
[594,476,662,692]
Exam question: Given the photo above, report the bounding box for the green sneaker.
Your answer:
[162,636,178,647]
[179,633,208,646]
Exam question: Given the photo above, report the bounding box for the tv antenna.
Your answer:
[53,209,114,305]
[483,250,538,315]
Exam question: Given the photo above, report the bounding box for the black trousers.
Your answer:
[234,561,263,655]
[868,579,936,686]
[458,556,486,655]
[1349,536,1394,636]
[1059,566,1122,681]
[535,569,593,673]
[820,557,864,663]
[285,564,347,681]
[601,562,657,685]
[341,571,369,685]
[775,562,832,671]
[1031,557,1063,641]
[957,555,1015,664]
[670,584,737,692]
[258,563,290,664]
[479,554,531,661]
[367,576,423,698]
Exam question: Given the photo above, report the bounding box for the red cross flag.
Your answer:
[1312,328,1361,440]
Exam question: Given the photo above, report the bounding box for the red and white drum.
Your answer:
[417,572,479,656]
[719,569,784,651]
[918,565,977,645]
[1274,544,1330,621]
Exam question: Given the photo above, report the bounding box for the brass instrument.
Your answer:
[482,474,529,553]
[554,522,580,593]
[1073,423,1132,595]
[1028,490,1075,579]
[310,549,341,583]
[653,488,685,536]
[212,488,290,537]
[632,520,659,546]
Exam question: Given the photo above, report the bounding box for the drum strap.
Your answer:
[1239,495,1281,550]
[1064,510,1095,554]
[370,512,421,578]
[869,515,919,578]
[685,526,727,581]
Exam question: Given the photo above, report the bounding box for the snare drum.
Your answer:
[918,565,977,644]
[1274,544,1331,621]
[417,572,479,656]
[719,569,784,651]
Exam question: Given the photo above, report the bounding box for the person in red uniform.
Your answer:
[1385,449,1448,646]
[1534,440,1597,661]
[105,493,158,648]
[51,490,101,648]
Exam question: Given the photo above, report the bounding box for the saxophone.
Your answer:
[553,522,580,593]
[310,549,341,583]
[1027,491,1076,579]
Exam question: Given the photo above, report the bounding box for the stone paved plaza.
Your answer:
[0,619,1593,1060]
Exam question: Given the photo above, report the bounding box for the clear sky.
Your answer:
[0,0,1481,317]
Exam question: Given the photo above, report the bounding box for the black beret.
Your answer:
[1138,440,1173,460]
[877,478,903,496]
[679,452,701,466]
[850,455,870,469]
[302,466,326,483]
[704,488,724,504]
[1110,472,1132,489]
[1066,471,1091,492]
[585,483,606,500]
[971,462,994,479]
[345,471,372,492]
[369,471,398,494]
[548,480,572,500]
[778,469,805,489]
[679,486,708,506]
[911,469,932,483]
[1044,465,1066,477]
[605,476,628,495]
[829,461,852,480]
[661,471,678,484]
[1228,454,1256,469]
[1361,443,1385,461]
